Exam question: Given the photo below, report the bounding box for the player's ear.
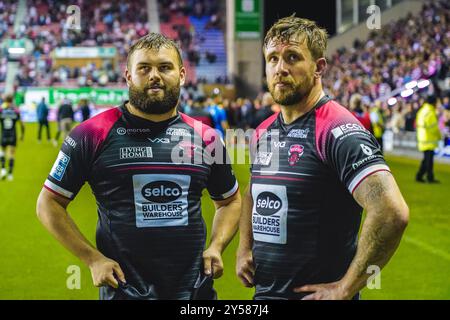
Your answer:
[124,67,132,87]
[314,57,327,79]
[179,66,186,87]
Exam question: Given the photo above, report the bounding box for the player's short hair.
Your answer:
[263,14,328,61]
[127,33,183,69]
[3,93,13,103]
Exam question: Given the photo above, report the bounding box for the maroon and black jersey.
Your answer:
[44,102,238,300]
[250,95,389,300]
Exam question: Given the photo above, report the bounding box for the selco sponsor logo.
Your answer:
[255,192,282,216]
[120,147,153,159]
[117,127,152,135]
[287,128,309,138]
[166,128,191,137]
[141,181,182,203]
[64,136,77,148]
[331,123,366,138]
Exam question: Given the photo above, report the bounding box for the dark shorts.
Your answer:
[1,136,16,148]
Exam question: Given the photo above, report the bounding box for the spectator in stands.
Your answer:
[184,98,214,128]
[251,92,274,129]
[205,51,217,64]
[404,102,417,132]
[15,68,34,87]
[349,94,372,132]
[207,96,229,137]
[370,100,386,152]
[37,97,51,143]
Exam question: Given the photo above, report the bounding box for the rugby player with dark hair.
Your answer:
[37,33,241,300]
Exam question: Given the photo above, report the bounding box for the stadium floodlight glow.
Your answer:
[400,89,414,98]
[388,97,397,106]
[405,81,418,90]
[8,48,26,54]
[417,79,430,89]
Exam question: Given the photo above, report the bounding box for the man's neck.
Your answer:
[126,102,178,122]
[280,85,325,125]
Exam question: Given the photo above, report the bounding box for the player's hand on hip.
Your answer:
[236,246,255,288]
[202,247,224,279]
[293,281,352,300]
[88,255,126,289]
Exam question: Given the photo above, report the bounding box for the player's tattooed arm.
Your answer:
[294,171,409,299]
[342,171,409,297]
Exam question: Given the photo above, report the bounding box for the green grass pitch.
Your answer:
[0,122,448,299]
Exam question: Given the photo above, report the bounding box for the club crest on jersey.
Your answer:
[288,144,304,166]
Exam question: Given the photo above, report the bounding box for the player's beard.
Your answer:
[128,81,180,115]
[269,75,315,106]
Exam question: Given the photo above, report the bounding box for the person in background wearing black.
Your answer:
[78,99,91,122]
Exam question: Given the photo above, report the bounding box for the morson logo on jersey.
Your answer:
[141,181,182,203]
[288,144,304,166]
[255,192,282,216]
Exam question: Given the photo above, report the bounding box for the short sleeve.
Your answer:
[326,121,390,194]
[205,134,238,201]
[44,126,94,199]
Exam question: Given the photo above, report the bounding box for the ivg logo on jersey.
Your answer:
[120,147,153,159]
[287,128,309,138]
[288,144,304,166]
[331,123,366,138]
[255,192,282,216]
[50,151,70,181]
[141,181,182,203]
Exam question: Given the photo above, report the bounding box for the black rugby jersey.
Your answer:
[0,107,21,142]
[44,102,238,300]
[250,96,389,300]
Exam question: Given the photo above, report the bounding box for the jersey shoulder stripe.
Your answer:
[315,100,365,163]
